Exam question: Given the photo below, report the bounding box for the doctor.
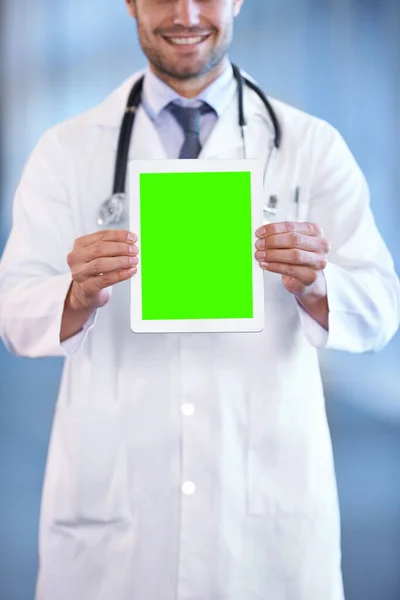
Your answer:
[0,0,399,599]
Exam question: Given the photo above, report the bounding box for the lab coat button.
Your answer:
[181,403,195,416]
[182,481,196,496]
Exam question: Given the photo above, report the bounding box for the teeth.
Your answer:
[169,36,204,45]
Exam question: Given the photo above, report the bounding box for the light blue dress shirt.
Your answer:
[141,64,237,159]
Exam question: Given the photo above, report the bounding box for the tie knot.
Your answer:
[168,102,212,135]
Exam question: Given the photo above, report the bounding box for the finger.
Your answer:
[256,222,323,239]
[259,262,319,286]
[82,241,139,263]
[68,242,139,269]
[255,248,328,270]
[75,229,137,249]
[256,232,330,253]
[73,255,138,282]
[83,267,138,295]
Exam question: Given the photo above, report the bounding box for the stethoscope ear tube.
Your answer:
[240,74,282,149]
[231,64,246,129]
[112,76,145,197]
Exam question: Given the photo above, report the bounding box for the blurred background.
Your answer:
[0,0,399,599]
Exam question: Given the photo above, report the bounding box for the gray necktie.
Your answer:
[168,102,212,159]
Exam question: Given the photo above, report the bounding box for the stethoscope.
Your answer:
[97,63,283,228]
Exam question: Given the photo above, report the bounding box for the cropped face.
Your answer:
[126,0,244,80]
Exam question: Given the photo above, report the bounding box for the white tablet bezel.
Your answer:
[128,159,264,333]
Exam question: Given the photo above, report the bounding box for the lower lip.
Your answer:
[163,35,211,51]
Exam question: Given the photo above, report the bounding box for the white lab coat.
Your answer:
[0,71,399,600]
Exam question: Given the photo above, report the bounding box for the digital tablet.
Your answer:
[128,159,264,333]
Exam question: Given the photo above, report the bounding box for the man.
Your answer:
[0,1,399,599]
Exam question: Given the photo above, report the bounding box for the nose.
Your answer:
[172,0,201,27]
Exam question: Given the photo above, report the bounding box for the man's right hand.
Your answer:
[66,229,139,311]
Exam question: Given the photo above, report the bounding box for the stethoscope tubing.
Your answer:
[113,64,281,198]
[97,64,282,227]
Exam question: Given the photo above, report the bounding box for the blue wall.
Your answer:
[1,1,400,599]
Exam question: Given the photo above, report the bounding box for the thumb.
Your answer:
[282,275,307,296]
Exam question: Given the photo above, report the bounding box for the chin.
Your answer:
[161,57,217,80]
[171,67,207,80]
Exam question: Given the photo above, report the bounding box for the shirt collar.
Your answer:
[142,63,236,121]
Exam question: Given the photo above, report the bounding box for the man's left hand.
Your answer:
[255,222,330,300]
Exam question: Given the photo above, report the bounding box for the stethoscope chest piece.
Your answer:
[97,193,126,227]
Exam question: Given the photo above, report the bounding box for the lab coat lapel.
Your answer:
[90,73,168,161]
[200,93,243,159]
[199,87,268,158]
[129,107,168,160]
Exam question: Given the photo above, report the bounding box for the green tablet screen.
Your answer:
[139,170,254,320]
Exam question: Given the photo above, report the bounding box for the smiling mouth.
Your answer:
[162,34,211,46]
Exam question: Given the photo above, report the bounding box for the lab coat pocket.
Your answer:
[262,184,311,226]
[51,406,133,526]
[247,391,315,518]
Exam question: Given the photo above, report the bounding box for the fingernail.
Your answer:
[260,262,270,269]
[128,232,137,242]
[256,227,266,237]
[129,256,138,265]
[257,251,267,260]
